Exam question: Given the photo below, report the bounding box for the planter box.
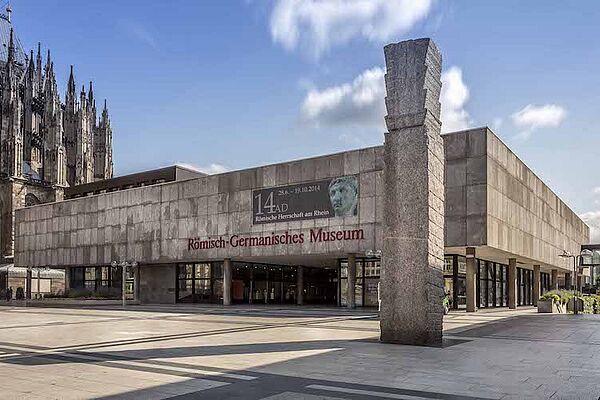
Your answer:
[538,300,556,313]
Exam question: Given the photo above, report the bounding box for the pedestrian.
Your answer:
[6,286,12,301]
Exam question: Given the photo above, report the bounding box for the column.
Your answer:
[533,265,540,307]
[576,275,582,292]
[134,265,140,301]
[64,266,72,295]
[565,272,571,290]
[551,269,558,291]
[379,38,445,346]
[347,254,356,308]
[296,266,304,306]
[223,259,232,306]
[26,267,32,300]
[508,258,517,309]
[466,247,477,312]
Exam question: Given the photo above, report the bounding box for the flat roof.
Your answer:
[65,165,206,199]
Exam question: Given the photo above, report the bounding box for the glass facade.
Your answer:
[444,255,466,309]
[338,258,381,307]
[476,260,508,308]
[517,267,533,306]
[171,255,544,308]
[70,266,122,295]
[443,255,546,309]
[176,262,223,303]
[176,261,336,305]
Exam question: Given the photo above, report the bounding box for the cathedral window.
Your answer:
[24,193,40,207]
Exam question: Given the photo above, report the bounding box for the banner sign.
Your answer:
[252,175,358,224]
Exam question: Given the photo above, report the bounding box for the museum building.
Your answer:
[12,126,590,310]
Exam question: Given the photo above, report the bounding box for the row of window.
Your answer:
[72,256,550,308]
[175,262,338,305]
[445,255,554,309]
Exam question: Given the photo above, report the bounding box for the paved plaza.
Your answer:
[0,305,599,399]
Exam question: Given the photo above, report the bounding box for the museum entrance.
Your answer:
[176,261,338,305]
[231,262,337,305]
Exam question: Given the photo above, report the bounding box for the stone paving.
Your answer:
[0,304,599,399]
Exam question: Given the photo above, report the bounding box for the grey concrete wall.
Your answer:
[138,264,176,304]
[444,128,488,248]
[486,129,588,267]
[14,128,588,271]
[444,127,589,269]
[14,147,384,267]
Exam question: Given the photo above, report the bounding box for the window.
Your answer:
[338,258,380,307]
[24,193,41,207]
[176,263,224,304]
[69,266,120,294]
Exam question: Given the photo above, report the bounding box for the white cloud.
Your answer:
[300,66,385,127]
[300,65,471,134]
[270,0,432,59]
[492,117,503,132]
[176,163,229,175]
[593,187,600,195]
[511,104,567,140]
[581,211,600,243]
[117,19,159,50]
[440,66,472,133]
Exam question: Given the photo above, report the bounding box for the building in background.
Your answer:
[0,5,114,265]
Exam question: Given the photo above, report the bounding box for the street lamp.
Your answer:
[558,249,593,314]
[111,260,138,307]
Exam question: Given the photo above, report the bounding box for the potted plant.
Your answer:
[538,291,565,313]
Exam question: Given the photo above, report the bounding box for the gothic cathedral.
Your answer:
[0,6,114,263]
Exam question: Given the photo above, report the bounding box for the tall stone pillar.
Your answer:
[380,38,445,345]
[347,254,356,309]
[466,247,477,312]
[551,269,558,291]
[297,266,304,305]
[508,258,517,309]
[223,258,232,306]
[533,265,540,307]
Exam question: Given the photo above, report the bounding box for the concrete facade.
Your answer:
[14,147,384,269]
[138,264,176,304]
[444,127,588,269]
[13,127,588,276]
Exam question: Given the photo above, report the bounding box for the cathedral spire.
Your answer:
[7,28,15,64]
[28,49,34,77]
[89,81,95,107]
[6,2,11,23]
[36,42,42,68]
[67,65,76,94]
[36,42,42,83]
[102,99,110,121]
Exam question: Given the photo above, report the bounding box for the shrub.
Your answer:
[68,288,93,298]
[93,287,120,299]
[43,291,66,299]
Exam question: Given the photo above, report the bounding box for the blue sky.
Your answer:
[9,0,600,238]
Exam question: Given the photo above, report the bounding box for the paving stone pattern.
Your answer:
[0,305,599,399]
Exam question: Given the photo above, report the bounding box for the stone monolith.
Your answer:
[380,38,445,345]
